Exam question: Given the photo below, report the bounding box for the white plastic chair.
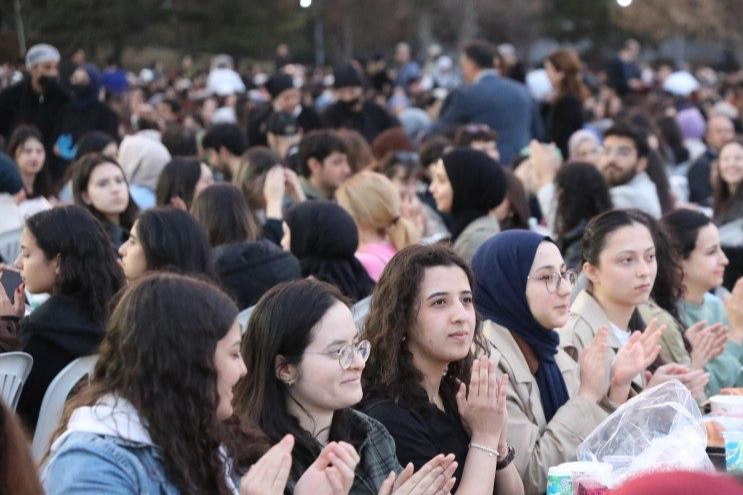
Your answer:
[0,352,33,410]
[238,305,256,335]
[353,296,372,331]
[32,355,97,461]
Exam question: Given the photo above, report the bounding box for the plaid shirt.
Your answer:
[286,410,402,494]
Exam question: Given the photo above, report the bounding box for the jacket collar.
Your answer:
[484,320,578,385]
[474,69,499,84]
[569,290,624,350]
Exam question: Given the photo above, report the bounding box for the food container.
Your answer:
[723,430,743,472]
[710,395,743,417]
[546,462,612,495]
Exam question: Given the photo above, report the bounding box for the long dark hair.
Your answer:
[136,207,212,277]
[554,161,613,241]
[661,208,713,260]
[713,140,743,225]
[547,48,589,101]
[631,210,685,322]
[581,209,652,331]
[155,157,202,209]
[49,273,240,495]
[71,153,138,230]
[191,184,258,247]
[362,244,488,412]
[0,403,43,495]
[7,125,54,198]
[233,279,365,480]
[25,206,124,323]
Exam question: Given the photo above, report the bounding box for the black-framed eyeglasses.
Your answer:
[305,340,371,370]
[526,270,577,294]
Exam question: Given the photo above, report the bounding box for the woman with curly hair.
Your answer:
[234,278,457,495]
[361,244,523,495]
[42,274,357,495]
[0,206,124,430]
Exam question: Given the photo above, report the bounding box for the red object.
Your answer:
[611,471,743,495]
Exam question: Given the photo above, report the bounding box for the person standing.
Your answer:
[431,40,542,165]
[0,44,69,162]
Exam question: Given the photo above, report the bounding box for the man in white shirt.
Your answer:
[206,54,246,96]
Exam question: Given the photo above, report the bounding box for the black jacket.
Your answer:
[213,240,301,310]
[0,76,69,155]
[321,100,398,143]
[16,295,103,430]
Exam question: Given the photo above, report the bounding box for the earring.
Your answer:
[401,335,407,342]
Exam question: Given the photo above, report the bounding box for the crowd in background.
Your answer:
[1,35,743,494]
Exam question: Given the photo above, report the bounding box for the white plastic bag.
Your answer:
[577,380,713,487]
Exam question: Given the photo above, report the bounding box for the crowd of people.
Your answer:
[1,35,743,494]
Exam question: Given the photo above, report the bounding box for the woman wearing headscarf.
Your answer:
[284,201,374,302]
[429,148,507,263]
[470,230,655,495]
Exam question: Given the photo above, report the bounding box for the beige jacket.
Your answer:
[638,301,691,367]
[559,289,624,360]
[484,320,611,495]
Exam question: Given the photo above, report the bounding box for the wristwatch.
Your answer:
[496,445,515,469]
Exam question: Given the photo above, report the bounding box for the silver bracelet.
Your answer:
[468,442,500,457]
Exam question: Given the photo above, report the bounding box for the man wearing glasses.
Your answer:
[597,122,662,218]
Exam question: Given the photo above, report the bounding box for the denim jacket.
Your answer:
[42,395,239,495]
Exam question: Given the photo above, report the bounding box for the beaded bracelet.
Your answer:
[468,442,500,457]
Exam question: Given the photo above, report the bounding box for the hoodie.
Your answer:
[16,294,103,430]
[46,394,239,494]
[212,240,301,310]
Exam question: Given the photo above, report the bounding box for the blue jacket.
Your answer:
[42,396,240,494]
[43,432,184,494]
[433,70,543,164]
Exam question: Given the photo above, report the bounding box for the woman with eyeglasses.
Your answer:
[362,244,524,495]
[234,279,457,495]
[471,230,649,495]
[559,209,709,400]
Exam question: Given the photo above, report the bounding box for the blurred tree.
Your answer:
[612,0,742,45]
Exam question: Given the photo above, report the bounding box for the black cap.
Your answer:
[266,74,295,99]
[333,65,364,89]
[266,111,300,136]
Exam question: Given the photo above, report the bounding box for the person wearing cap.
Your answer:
[0,44,69,163]
[266,111,303,160]
[321,64,398,143]
[247,73,320,147]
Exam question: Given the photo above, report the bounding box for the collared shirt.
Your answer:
[299,176,331,201]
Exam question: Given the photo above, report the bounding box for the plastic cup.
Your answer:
[723,431,743,472]
[547,462,612,495]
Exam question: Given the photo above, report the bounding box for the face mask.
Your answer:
[70,83,91,99]
[338,98,361,111]
[38,75,58,91]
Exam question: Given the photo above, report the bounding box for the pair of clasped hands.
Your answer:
[240,356,512,495]
[579,319,710,404]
